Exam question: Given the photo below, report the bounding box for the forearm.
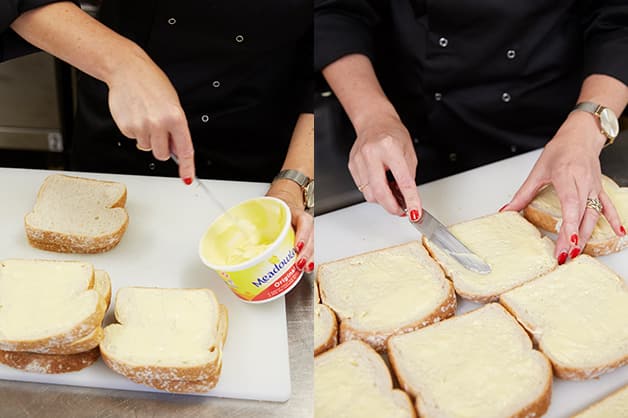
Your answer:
[10,2,150,87]
[322,53,399,131]
[268,113,314,206]
[577,74,628,117]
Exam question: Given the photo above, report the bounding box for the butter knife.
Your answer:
[388,178,491,274]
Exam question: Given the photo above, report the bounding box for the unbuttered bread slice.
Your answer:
[424,211,557,303]
[524,175,628,256]
[315,340,415,418]
[100,287,228,393]
[0,260,107,353]
[500,255,628,380]
[25,174,128,253]
[388,304,552,418]
[317,242,456,352]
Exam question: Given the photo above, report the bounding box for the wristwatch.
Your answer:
[572,101,620,147]
[274,169,315,211]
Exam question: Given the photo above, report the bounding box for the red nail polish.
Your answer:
[499,204,508,212]
[569,247,581,259]
[557,251,568,265]
[307,262,315,272]
[570,234,578,246]
[295,241,305,253]
[401,212,407,217]
[183,177,193,185]
[410,209,420,222]
[296,258,306,271]
[621,226,626,236]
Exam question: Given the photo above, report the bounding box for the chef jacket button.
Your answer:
[449,153,457,162]
[167,18,176,25]
[148,162,156,171]
[235,35,244,43]
[117,141,122,147]
[506,49,516,59]
[511,145,518,153]
[207,160,213,166]
[212,80,221,88]
[501,92,511,103]
[438,37,448,48]
[413,137,419,144]
[201,114,209,123]
[434,92,443,101]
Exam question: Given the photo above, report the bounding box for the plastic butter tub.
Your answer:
[199,196,303,303]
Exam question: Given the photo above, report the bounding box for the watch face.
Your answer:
[599,107,619,139]
[305,181,315,209]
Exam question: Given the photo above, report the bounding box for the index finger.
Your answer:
[388,154,421,221]
[170,123,196,183]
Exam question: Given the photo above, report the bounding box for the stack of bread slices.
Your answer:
[315,209,627,418]
[0,259,111,374]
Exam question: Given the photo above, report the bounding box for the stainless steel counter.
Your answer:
[0,275,313,418]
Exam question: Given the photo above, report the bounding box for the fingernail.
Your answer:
[307,262,315,272]
[569,247,581,259]
[570,234,578,246]
[296,258,307,271]
[183,177,193,185]
[401,212,407,217]
[295,241,305,253]
[621,226,626,236]
[499,204,508,212]
[410,209,420,222]
[557,251,568,265]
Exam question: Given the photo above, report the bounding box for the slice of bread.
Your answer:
[100,287,228,393]
[0,347,100,374]
[25,174,129,254]
[317,242,456,352]
[500,255,628,380]
[388,304,552,418]
[424,211,557,303]
[524,175,628,256]
[315,340,415,418]
[0,260,107,352]
[572,385,628,418]
[314,303,337,356]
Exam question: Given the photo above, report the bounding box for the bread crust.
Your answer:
[0,347,100,374]
[387,305,553,418]
[24,175,129,254]
[524,204,628,257]
[139,375,221,393]
[338,284,456,353]
[0,295,106,353]
[100,304,228,391]
[314,304,338,356]
[572,385,628,417]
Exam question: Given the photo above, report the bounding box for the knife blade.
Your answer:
[388,177,491,274]
[411,209,491,274]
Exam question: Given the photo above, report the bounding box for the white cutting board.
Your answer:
[315,149,627,418]
[0,168,291,402]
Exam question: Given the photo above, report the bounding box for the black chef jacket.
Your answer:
[316,0,628,177]
[72,1,313,182]
[0,0,69,60]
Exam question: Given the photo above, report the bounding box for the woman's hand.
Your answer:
[502,111,625,263]
[266,180,314,273]
[349,112,422,221]
[106,47,196,183]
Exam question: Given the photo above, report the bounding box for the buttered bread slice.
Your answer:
[424,211,557,303]
[317,242,456,352]
[0,260,107,352]
[572,385,628,418]
[100,287,228,393]
[315,340,415,418]
[388,304,552,418]
[500,255,628,380]
[524,175,628,256]
[25,174,128,254]
[314,303,337,356]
